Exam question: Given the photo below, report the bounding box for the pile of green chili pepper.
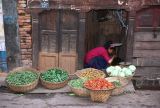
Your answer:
[6,71,38,86]
[69,78,88,89]
[41,68,69,82]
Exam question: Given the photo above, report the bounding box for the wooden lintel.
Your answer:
[28,0,160,12]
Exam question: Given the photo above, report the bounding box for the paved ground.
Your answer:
[0,89,159,108]
[0,74,160,108]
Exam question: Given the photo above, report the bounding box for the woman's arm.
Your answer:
[101,50,112,64]
[108,55,116,64]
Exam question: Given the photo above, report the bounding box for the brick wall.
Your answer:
[17,0,32,66]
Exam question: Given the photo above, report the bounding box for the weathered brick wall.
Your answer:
[17,0,32,66]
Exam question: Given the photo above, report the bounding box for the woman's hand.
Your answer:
[108,55,116,64]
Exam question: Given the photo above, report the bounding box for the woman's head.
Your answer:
[108,47,115,55]
[103,41,113,49]
[103,41,115,55]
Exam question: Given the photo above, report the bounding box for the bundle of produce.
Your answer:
[6,67,39,93]
[84,78,115,103]
[106,65,136,85]
[76,68,105,80]
[68,78,89,97]
[106,65,136,77]
[40,68,69,89]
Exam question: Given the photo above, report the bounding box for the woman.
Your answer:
[84,41,116,69]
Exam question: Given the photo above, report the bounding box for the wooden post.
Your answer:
[31,10,39,68]
[126,11,136,62]
[77,12,86,69]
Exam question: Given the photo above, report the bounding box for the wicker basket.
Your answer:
[6,67,39,93]
[85,82,115,103]
[111,86,125,95]
[105,77,127,95]
[40,77,68,89]
[117,75,134,86]
[75,68,106,79]
[89,89,112,103]
[107,73,134,86]
[116,77,130,86]
[68,84,90,97]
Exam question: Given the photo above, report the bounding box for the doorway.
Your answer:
[38,10,79,74]
[85,9,128,61]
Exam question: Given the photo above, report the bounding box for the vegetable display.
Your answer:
[69,78,88,89]
[106,65,136,77]
[84,78,115,90]
[78,68,105,79]
[41,68,69,82]
[105,77,123,87]
[112,81,121,88]
[6,71,38,86]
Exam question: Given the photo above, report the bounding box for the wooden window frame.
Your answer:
[135,7,160,32]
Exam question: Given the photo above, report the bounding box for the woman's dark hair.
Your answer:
[103,41,113,49]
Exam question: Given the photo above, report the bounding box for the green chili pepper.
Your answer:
[6,71,38,86]
[113,81,122,87]
[69,78,88,89]
[41,68,69,82]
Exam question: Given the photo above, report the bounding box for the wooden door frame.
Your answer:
[31,9,83,69]
[31,9,42,68]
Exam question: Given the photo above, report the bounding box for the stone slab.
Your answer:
[0,77,135,94]
[30,85,71,93]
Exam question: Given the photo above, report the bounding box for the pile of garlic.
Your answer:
[106,65,136,77]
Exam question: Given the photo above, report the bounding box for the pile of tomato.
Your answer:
[84,78,115,90]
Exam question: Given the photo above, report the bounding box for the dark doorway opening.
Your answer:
[85,9,128,62]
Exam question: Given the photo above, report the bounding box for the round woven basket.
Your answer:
[111,86,125,95]
[107,72,135,86]
[6,67,39,93]
[85,82,115,103]
[40,77,68,89]
[116,77,129,86]
[68,84,90,97]
[89,89,112,103]
[118,74,134,86]
[75,68,106,79]
[105,77,128,95]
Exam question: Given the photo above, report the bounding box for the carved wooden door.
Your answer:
[38,10,78,74]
